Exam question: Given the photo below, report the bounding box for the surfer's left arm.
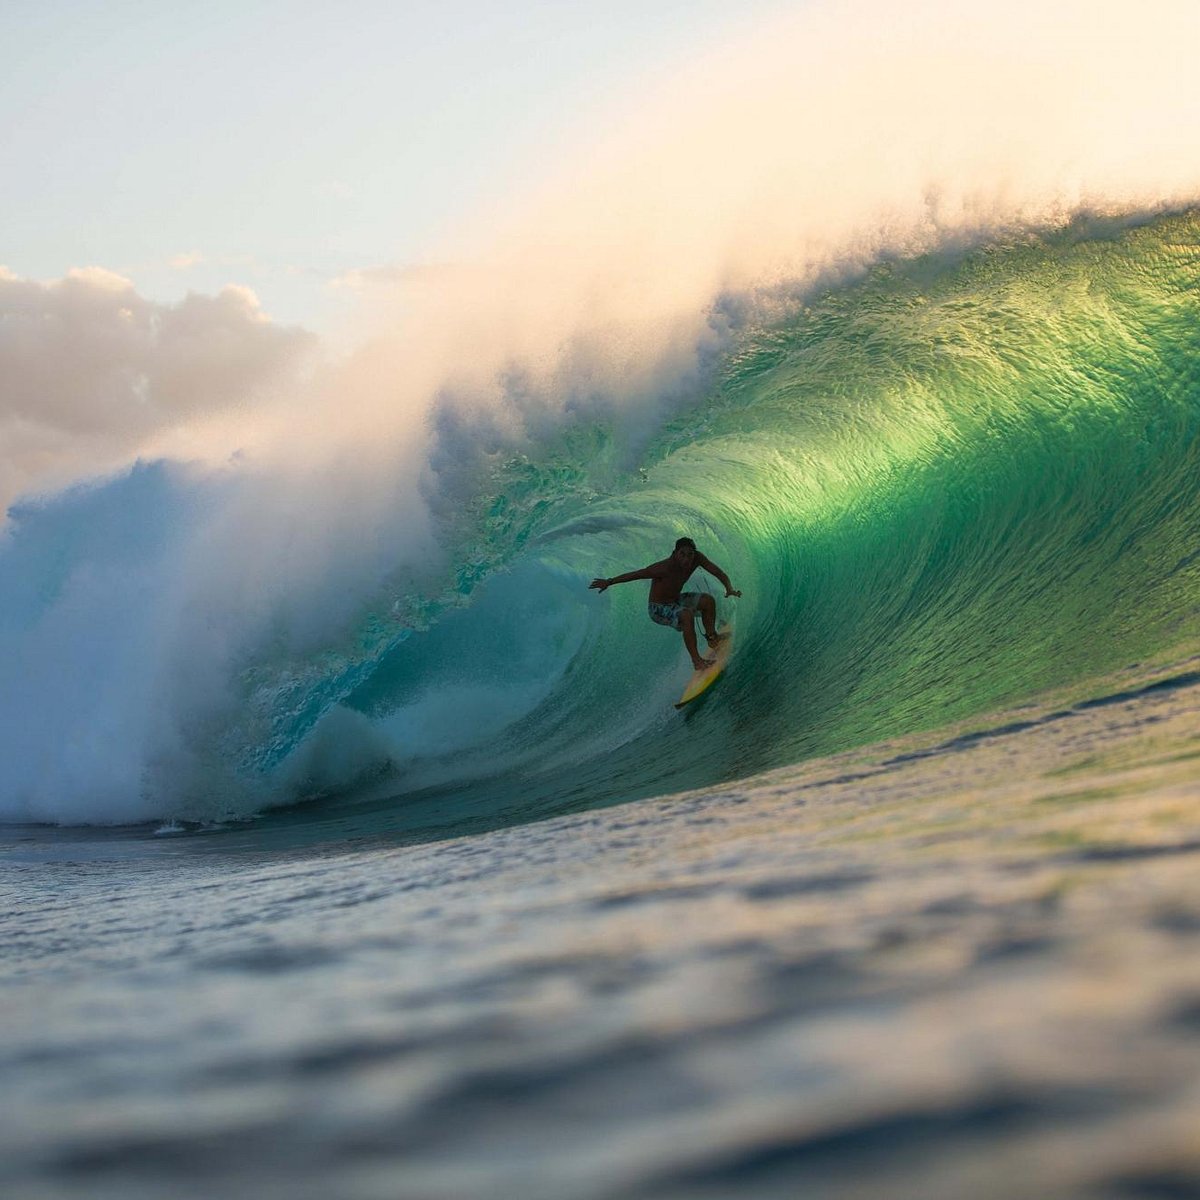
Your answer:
[697,553,742,598]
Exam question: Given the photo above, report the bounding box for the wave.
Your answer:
[5,211,1200,827]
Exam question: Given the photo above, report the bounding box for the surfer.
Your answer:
[590,537,741,671]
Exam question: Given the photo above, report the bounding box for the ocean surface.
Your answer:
[5,211,1200,1197]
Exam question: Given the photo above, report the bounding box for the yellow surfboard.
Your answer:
[675,628,734,709]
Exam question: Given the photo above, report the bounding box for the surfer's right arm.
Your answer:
[589,565,657,592]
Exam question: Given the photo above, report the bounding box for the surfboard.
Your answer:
[675,627,733,709]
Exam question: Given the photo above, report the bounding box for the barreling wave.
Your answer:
[7,210,1200,831]
[287,212,1200,836]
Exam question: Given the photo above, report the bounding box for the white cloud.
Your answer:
[0,268,316,514]
[168,252,204,270]
[65,265,137,291]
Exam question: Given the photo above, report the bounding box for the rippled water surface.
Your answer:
[6,658,1200,1200]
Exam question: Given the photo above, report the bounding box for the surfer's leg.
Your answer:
[697,592,721,643]
[680,608,714,671]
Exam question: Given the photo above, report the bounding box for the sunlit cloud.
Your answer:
[64,265,136,291]
[168,251,205,270]
[0,268,315,515]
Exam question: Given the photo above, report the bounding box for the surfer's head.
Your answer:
[672,536,697,566]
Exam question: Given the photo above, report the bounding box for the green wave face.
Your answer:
[300,213,1200,832]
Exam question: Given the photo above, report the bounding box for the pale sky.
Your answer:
[1,0,794,334]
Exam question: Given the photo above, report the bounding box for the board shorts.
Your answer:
[648,592,701,631]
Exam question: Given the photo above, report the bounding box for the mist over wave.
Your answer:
[4,0,1200,826]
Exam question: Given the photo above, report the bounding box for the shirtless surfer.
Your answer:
[589,537,742,671]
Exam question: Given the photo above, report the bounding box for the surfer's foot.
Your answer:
[692,654,716,671]
[704,630,728,648]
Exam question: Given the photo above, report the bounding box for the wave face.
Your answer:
[5,213,1200,828]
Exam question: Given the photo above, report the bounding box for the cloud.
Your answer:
[0,267,316,514]
[64,265,138,291]
[168,252,204,270]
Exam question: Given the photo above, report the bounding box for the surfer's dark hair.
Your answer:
[674,537,697,551]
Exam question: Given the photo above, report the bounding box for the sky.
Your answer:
[1,0,793,336]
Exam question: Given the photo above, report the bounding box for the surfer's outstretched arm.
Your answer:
[589,566,656,592]
[695,552,742,598]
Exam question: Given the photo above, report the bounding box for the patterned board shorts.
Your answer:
[648,592,701,631]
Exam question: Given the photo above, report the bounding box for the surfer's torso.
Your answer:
[646,554,703,604]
